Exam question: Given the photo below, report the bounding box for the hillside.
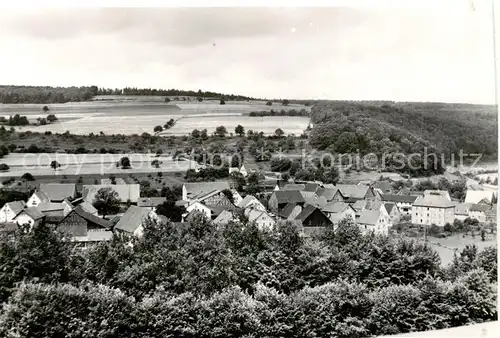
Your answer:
[310,101,497,159]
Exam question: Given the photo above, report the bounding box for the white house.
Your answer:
[239,163,258,177]
[411,195,455,227]
[453,202,471,222]
[468,204,489,223]
[27,191,50,207]
[12,207,45,227]
[357,209,389,235]
[464,191,495,205]
[238,195,266,211]
[384,202,401,226]
[0,201,26,223]
[245,208,275,231]
[381,194,419,215]
[114,205,156,237]
[232,190,243,206]
[320,202,356,225]
[185,201,211,220]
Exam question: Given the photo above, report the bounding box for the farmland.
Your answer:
[1,97,310,136]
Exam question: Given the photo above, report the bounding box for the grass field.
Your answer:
[2,97,310,136]
[424,233,497,266]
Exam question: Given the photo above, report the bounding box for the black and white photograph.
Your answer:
[0,1,498,337]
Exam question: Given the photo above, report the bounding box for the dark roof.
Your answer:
[15,207,45,221]
[4,201,26,215]
[384,202,397,214]
[39,183,76,201]
[114,205,151,233]
[73,206,113,228]
[295,204,330,224]
[279,202,299,218]
[381,194,419,203]
[469,204,490,212]
[273,190,305,204]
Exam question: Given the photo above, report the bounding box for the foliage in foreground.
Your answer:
[0,217,497,337]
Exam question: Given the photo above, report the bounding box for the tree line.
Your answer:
[249,108,309,117]
[0,86,97,103]
[97,87,255,101]
[0,217,496,337]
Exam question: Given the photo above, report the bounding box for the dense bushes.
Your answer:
[0,216,496,337]
[0,85,96,103]
[1,269,496,338]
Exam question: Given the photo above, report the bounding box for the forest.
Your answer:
[310,101,497,157]
[0,216,496,337]
[309,101,497,174]
[0,85,255,103]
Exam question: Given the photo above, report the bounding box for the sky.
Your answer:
[0,4,497,103]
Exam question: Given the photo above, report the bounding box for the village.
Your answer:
[0,159,497,257]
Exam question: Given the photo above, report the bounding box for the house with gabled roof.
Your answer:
[411,195,455,227]
[57,206,113,246]
[381,194,419,215]
[384,202,400,226]
[13,207,45,227]
[468,204,490,223]
[320,201,356,224]
[245,208,275,231]
[268,190,305,212]
[278,202,302,221]
[296,204,332,229]
[137,197,167,209]
[114,205,155,237]
[303,182,321,193]
[213,209,238,226]
[27,191,50,207]
[485,204,497,224]
[453,202,471,221]
[282,183,306,191]
[0,200,26,223]
[239,163,259,177]
[358,209,389,235]
[316,187,344,202]
[372,181,393,195]
[464,190,495,205]
[238,195,266,211]
[336,184,378,203]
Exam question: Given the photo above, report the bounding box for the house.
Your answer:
[57,206,113,245]
[468,204,490,223]
[296,204,333,228]
[182,181,230,201]
[282,183,306,191]
[411,195,455,227]
[357,209,389,235]
[384,202,401,226]
[70,198,98,216]
[424,190,451,201]
[0,200,26,223]
[114,205,155,237]
[372,181,393,195]
[303,182,321,193]
[36,202,72,224]
[380,194,419,215]
[268,190,305,212]
[464,191,495,205]
[316,187,344,202]
[453,202,471,222]
[320,201,356,224]
[137,197,167,208]
[26,191,50,207]
[278,202,303,221]
[245,208,275,231]
[232,190,243,206]
[185,201,212,220]
[335,184,378,202]
[196,190,235,210]
[213,210,238,226]
[38,183,76,202]
[82,184,140,204]
[238,195,266,211]
[13,207,45,227]
[239,163,259,177]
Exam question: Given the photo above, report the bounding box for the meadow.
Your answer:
[1,98,310,136]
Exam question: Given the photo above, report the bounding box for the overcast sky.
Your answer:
[0,5,496,103]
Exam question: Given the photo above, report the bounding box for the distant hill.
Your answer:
[309,101,497,171]
[0,85,256,104]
